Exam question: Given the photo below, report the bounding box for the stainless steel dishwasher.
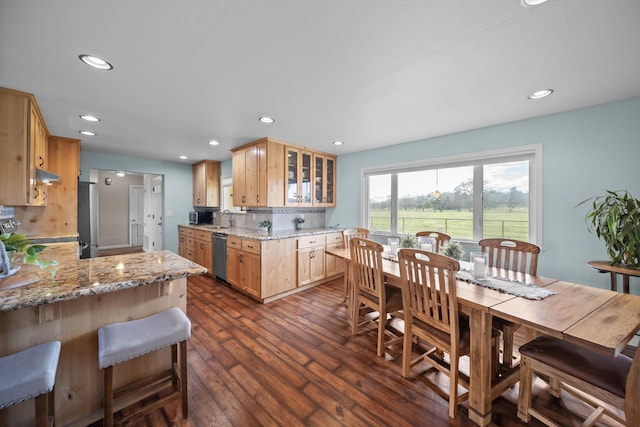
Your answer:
[212,233,227,282]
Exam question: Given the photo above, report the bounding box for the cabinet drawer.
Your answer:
[186,237,195,251]
[194,230,211,241]
[298,235,326,249]
[242,239,261,255]
[227,236,242,249]
[325,232,343,245]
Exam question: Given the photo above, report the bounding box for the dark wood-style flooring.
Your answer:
[95,274,626,427]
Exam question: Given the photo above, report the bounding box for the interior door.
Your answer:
[129,185,144,246]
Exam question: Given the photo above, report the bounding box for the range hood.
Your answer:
[36,168,61,183]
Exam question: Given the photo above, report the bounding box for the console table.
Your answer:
[588,260,640,294]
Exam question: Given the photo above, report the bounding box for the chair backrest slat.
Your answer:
[478,238,540,275]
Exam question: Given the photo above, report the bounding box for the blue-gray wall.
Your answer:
[79,151,193,253]
[326,97,640,291]
[80,97,640,291]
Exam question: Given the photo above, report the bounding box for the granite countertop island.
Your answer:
[0,250,207,312]
[0,249,206,426]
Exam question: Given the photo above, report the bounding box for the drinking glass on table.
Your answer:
[418,236,436,252]
[470,252,488,280]
[388,238,399,257]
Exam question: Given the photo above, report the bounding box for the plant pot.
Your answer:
[296,223,303,230]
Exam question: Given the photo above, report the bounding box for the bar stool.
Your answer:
[98,307,191,427]
[0,340,61,427]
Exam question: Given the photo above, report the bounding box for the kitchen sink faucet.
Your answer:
[221,210,233,227]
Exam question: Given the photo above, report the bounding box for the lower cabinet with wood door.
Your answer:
[178,226,212,276]
[227,236,297,301]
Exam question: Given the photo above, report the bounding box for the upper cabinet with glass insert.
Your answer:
[285,146,313,206]
[313,153,336,207]
[231,137,337,208]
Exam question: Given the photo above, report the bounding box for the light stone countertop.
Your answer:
[0,250,206,312]
[180,224,344,240]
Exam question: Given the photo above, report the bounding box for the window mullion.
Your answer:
[473,165,483,241]
[391,173,398,234]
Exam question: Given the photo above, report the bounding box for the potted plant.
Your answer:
[294,217,305,230]
[258,220,272,233]
[400,234,417,248]
[0,233,46,277]
[579,190,640,267]
[440,240,464,260]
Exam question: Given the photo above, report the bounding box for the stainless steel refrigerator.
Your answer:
[78,181,98,259]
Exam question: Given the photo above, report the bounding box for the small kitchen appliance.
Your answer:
[188,211,212,224]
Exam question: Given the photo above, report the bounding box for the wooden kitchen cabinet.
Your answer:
[297,235,326,286]
[285,146,313,206]
[192,160,220,207]
[313,153,336,207]
[227,235,297,300]
[0,87,50,206]
[324,232,344,278]
[178,226,212,276]
[231,138,285,207]
[178,226,195,259]
[227,236,261,298]
[194,229,213,274]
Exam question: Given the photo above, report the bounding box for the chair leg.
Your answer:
[48,386,55,426]
[517,356,533,422]
[449,353,459,419]
[377,308,386,357]
[34,392,49,427]
[343,269,349,301]
[402,325,412,378]
[104,365,114,427]
[180,341,189,418]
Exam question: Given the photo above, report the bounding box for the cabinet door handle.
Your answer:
[39,156,44,168]
[33,186,39,199]
[256,195,259,203]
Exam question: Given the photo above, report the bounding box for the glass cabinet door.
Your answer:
[313,154,336,207]
[286,147,313,206]
[286,149,298,204]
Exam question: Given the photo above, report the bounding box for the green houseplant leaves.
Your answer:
[579,190,640,267]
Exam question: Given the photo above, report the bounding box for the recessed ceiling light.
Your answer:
[528,89,553,100]
[259,116,274,124]
[115,171,126,177]
[208,140,220,146]
[179,155,188,160]
[521,0,549,6]
[79,130,96,136]
[80,114,100,122]
[79,54,113,70]
[332,141,344,146]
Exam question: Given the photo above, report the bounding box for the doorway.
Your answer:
[93,169,164,252]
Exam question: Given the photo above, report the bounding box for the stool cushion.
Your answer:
[519,335,632,398]
[98,307,191,369]
[0,341,61,409]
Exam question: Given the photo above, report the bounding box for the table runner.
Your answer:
[455,268,556,300]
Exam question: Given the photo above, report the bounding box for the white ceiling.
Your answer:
[1,0,639,164]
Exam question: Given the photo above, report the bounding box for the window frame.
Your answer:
[361,144,543,245]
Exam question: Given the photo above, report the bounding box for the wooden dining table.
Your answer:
[326,247,640,427]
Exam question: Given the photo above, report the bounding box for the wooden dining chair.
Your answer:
[350,237,403,357]
[397,248,470,419]
[518,335,638,426]
[479,238,541,369]
[415,230,451,253]
[342,227,369,300]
